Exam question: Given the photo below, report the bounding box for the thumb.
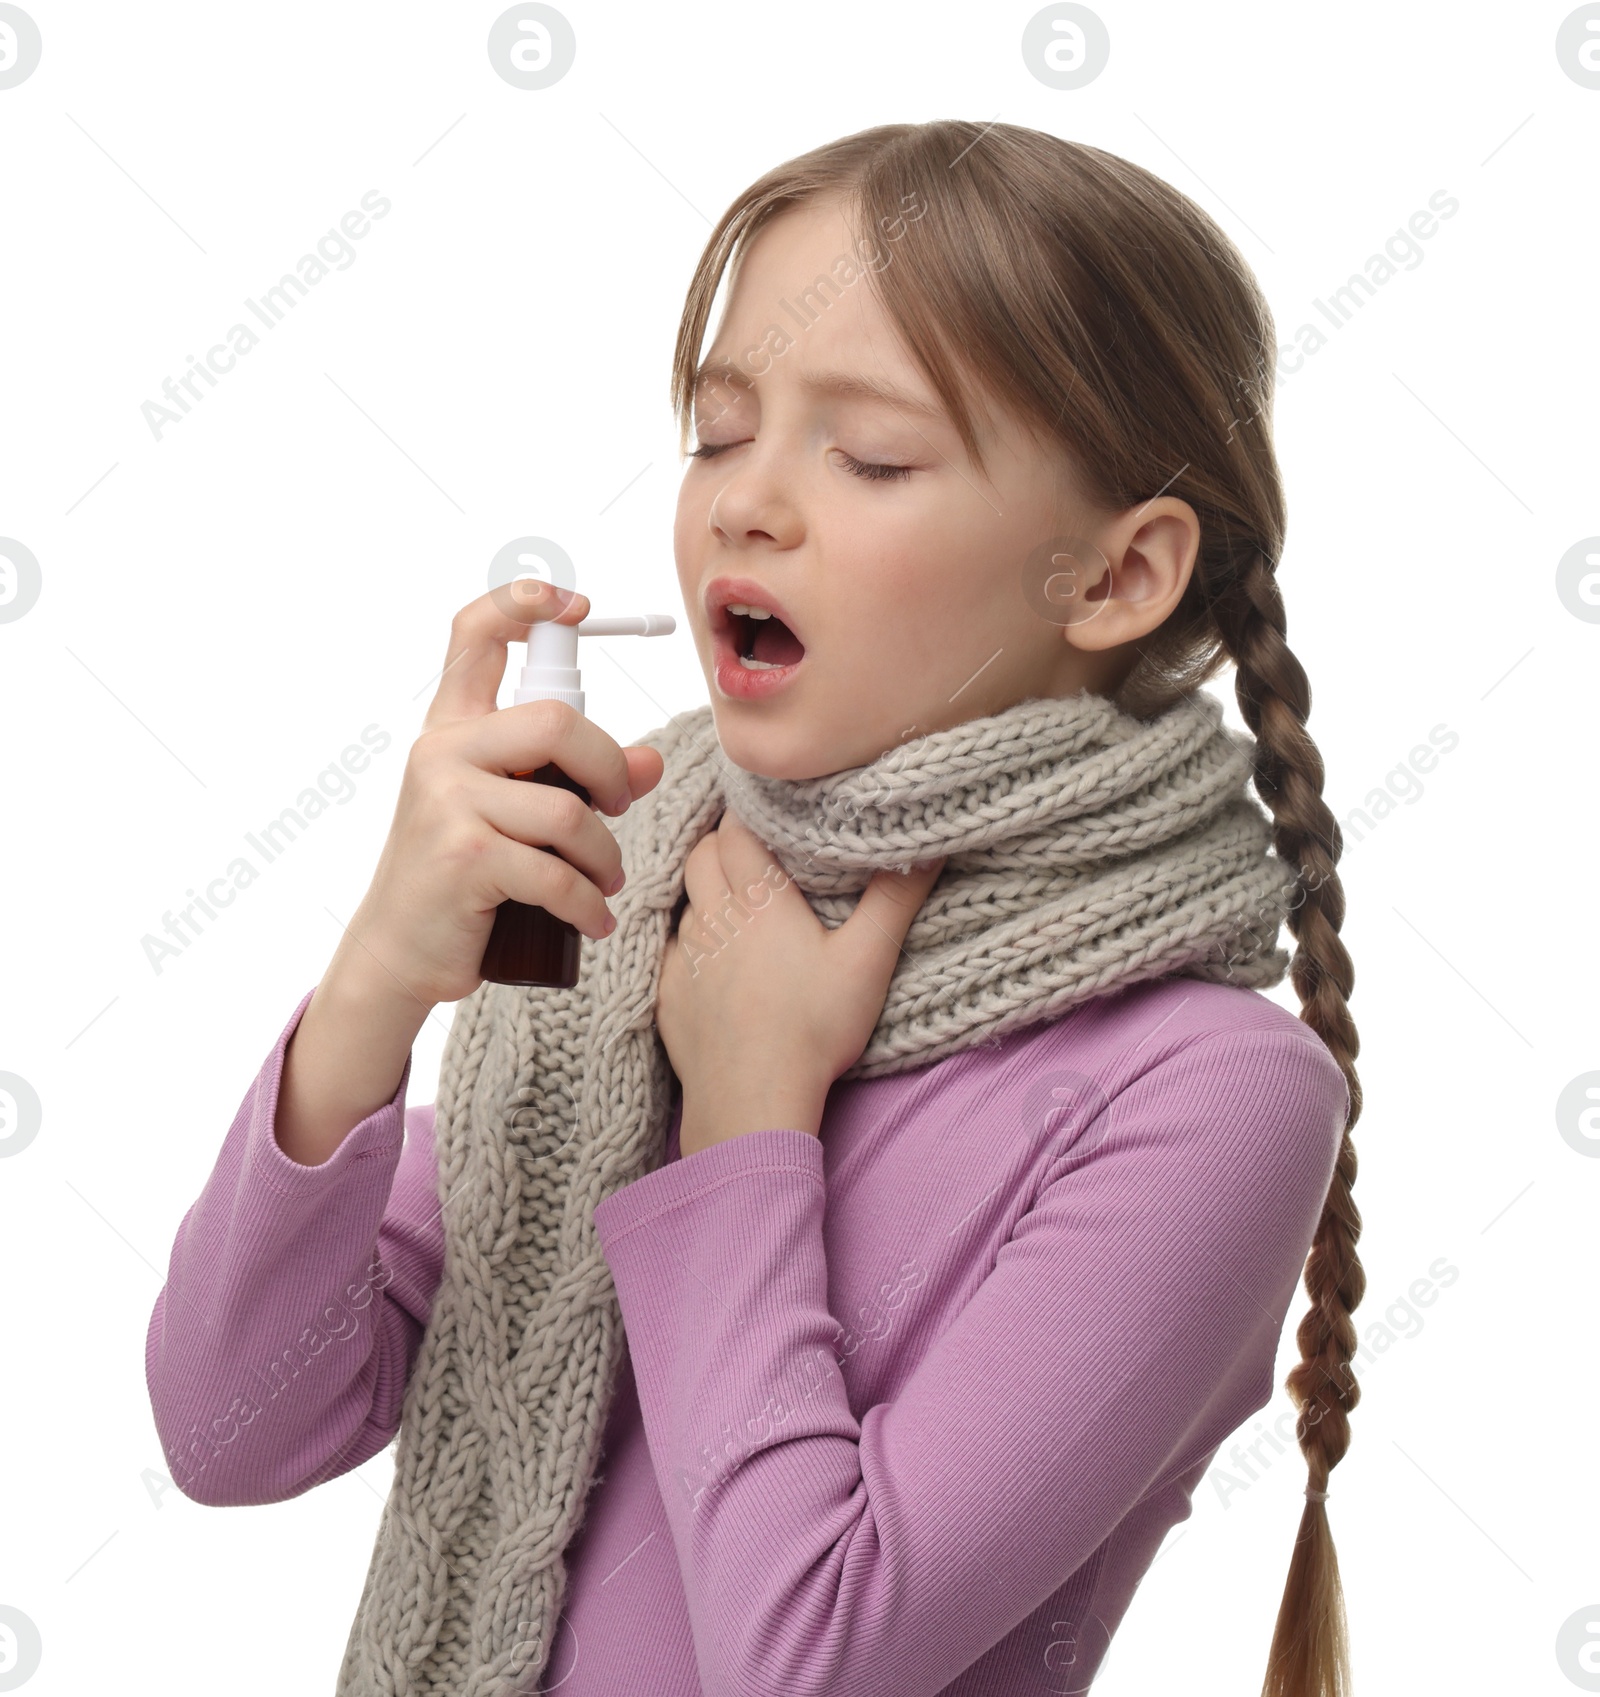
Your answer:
[838,857,945,979]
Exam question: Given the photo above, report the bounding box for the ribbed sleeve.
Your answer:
[592,1027,1346,1697]
[144,987,445,1506]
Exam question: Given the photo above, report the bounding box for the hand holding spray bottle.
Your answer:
[480,595,676,988]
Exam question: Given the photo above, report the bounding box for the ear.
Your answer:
[1070,497,1199,651]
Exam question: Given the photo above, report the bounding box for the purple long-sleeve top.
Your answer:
[145,975,1347,1696]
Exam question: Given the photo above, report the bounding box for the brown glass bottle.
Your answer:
[479,762,590,988]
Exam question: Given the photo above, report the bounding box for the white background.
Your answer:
[0,2,1593,1692]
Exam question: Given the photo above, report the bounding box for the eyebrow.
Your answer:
[693,358,949,424]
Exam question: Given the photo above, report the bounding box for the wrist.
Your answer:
[679,1081,827,1153]
[324,929,435,1028]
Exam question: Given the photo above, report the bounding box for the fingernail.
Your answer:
[598,911,617,936]
[605,869,626,895]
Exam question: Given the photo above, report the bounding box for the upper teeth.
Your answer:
[725,603,773,619]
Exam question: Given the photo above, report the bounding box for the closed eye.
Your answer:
[688,442,915,483]
[837,450,914,483]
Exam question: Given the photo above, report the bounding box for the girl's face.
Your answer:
[674,196,1195,780]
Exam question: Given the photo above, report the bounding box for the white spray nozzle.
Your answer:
[575,614,676,638]
[514,609,676,712]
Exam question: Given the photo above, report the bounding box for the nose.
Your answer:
[703,443,799,551]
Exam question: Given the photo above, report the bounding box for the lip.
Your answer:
[703,575,806,702]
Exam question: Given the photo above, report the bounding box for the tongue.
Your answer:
[751,616,805,666]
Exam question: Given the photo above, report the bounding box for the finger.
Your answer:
[423,581,589,730]
[623,745,666,804]
[472,769,626,898]
[442,699,637,816]
[681,829,732,920]
[480,832,617,941]
[714,811,806,919]
[837,857,946,977]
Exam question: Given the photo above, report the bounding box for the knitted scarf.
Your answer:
[336,685,1297,1695]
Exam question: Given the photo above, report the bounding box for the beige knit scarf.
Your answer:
[336,685,1297,1695]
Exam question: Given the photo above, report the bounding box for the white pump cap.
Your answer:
[514,613,677,714]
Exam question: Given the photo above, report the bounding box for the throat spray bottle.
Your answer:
[480,584,675,989]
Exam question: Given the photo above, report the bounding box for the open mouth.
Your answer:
[727,605,806,670]
[705,584,808,699]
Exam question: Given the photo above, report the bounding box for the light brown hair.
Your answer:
[670,119,1362,1697]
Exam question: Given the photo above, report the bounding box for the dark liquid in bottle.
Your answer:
[479,762,590,988]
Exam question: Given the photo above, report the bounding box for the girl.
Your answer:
[147,120,1362,1697]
